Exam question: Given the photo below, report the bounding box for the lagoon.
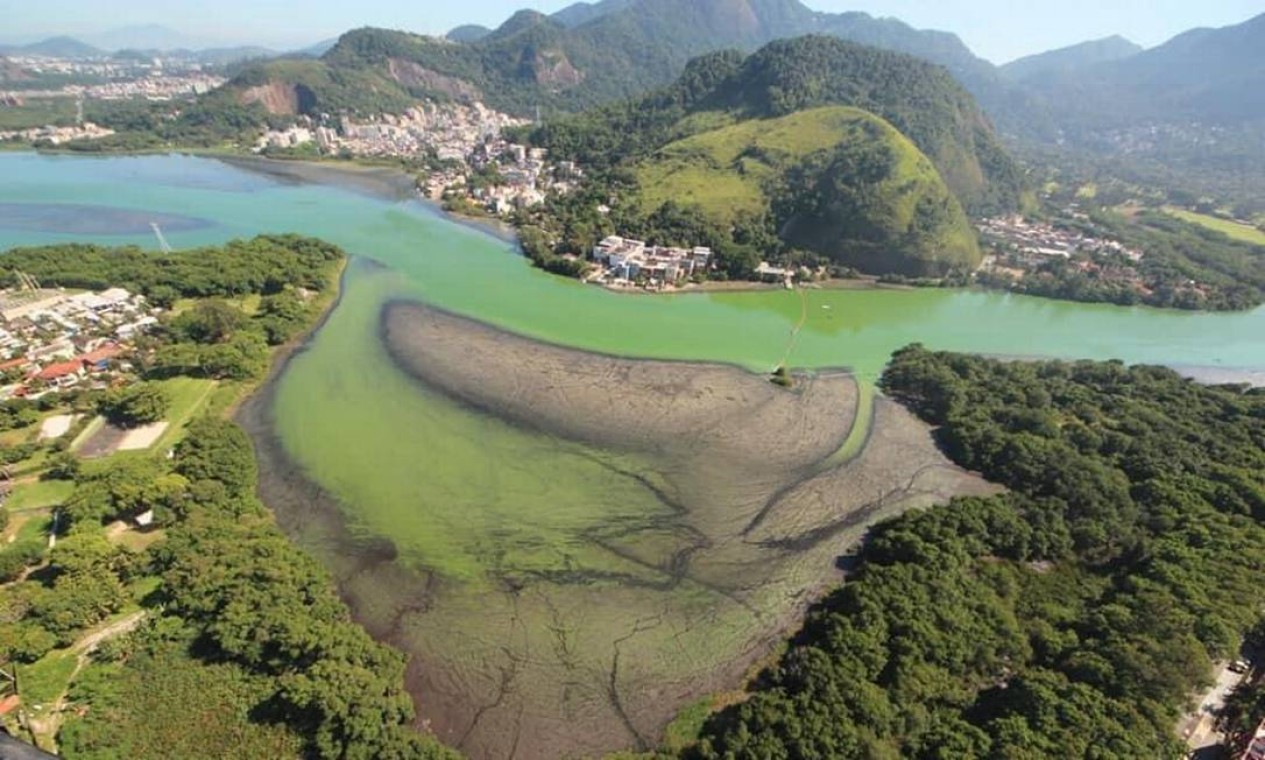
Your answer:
[3,152,1264,757]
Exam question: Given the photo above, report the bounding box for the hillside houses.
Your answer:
[978,215,1144,263]
[257,101,527,162]
[591,236,712,286]
[0,285,154,399]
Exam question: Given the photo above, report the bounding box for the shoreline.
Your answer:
[13,148,1264,314]
[213,153,523,244]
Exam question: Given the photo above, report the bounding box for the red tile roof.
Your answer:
[79,344,123,365]
[37,359,83,381]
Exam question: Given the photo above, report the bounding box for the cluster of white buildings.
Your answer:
[590,236,713,287]
[449,141,582,214]
[0,286,156,399]
[256,102,527,162]
[65,73,224,101]
[978,215,1144,263]
[254,101,583,219]
[0,121,113,145]
[1,54,225,105]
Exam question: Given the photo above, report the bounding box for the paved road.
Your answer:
[1179,663,1245,752]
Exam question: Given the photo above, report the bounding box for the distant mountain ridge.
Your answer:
[0,36,104,59]
[196,2,1265,205]
[1000,35,1142,82]
[549,0,637,27]
[83,24,221,53]
[1035,12,1265,126]
[225,0,1011,122]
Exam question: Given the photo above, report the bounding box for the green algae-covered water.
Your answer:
[3,153,1261,380]
[4,152,1265,757]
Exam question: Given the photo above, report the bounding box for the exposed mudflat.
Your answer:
[245,300,998,760]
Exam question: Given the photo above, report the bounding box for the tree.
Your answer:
[168,300,246,344]
[99,382,170,428]
[147,284,180,310]
[256,290,309,346]
[44,451,82,481]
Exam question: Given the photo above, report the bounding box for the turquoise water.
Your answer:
[2,152,1262,380]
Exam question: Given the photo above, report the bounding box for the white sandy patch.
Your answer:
[39,414,80,440]
[115,421,168,451]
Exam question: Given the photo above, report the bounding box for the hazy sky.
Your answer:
[6,0,1262,62]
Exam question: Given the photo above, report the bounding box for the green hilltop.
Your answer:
[526,37,1020,276]
[633,107,979,275]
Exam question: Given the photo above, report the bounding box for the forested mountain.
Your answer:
[205,2,1263,206]
[531,37,1023,215]
[1000,35,1141,82]
[548,0,636,28]
[519,37,1023,276]
[219,0,1010,120]
[1005,11,1265,207]
[1022,12,1265,130]
[445,25,493,43]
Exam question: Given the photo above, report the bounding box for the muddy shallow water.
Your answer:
[243,296,997,760]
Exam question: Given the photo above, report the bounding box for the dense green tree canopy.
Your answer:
[0,234,343,298]
[692,348,1265,759]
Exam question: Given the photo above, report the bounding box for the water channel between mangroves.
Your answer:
[3,152,1265,758]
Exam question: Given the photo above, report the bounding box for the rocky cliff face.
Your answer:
[387,58,484,102]
[239,81,303,115]
[529,50,585,89]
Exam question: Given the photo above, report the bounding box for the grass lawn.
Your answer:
[635,106,898,219]
[19,650,77,712]
[662,697,713,753]
[170,293,262,316]
[3,510,36,543]
[4,480,74,511]
[0,98,77,131]
[11,511,51,543]
[150,377,218,453]
[112,527,166,554]
[0,422,37,447]
[11,448,52,479]
[1164,207,1265,246]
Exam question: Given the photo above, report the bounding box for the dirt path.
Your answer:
[73,611,146,657]
[27,611,147,750]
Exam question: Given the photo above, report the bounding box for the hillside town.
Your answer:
[1,52,226,106]
[975,213,1154,288]
[255,99,585,218]
[0,282,155,400]
[257,101,526,162]
[977,214,1145,263]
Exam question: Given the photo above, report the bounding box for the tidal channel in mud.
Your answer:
[244,292,997,760]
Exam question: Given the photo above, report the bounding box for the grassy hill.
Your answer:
[531,36,1024,215]
[633,109,816,216]
[633,106,978,274]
